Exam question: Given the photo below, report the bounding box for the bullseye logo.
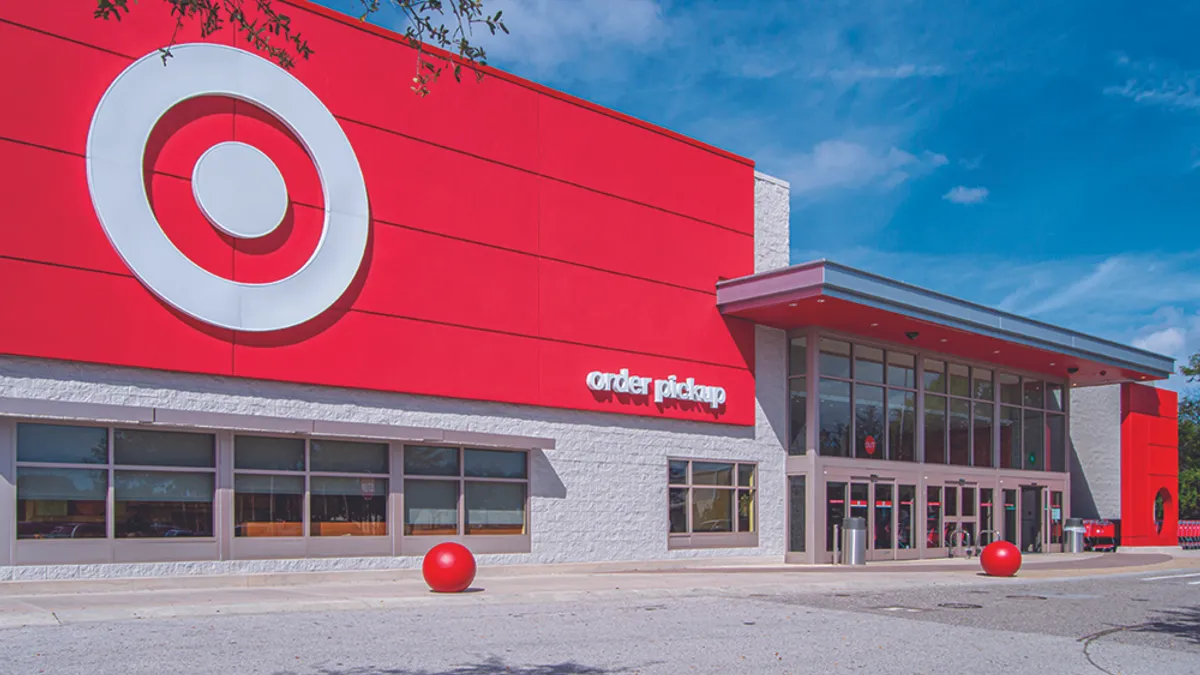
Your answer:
[86,43,370,332]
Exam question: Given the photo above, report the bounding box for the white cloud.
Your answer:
[816,64,948,82]
[1104,55,1200,111]
[774,140,949,196]
[474,0,667,77]
[959,156,983,170]
[1134,326,1187,357]
[942,185,989,204]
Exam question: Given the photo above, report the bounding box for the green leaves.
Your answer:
[92,0,512,96]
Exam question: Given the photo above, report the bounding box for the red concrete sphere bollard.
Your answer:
[980,540,1022,577]
[422,542,477,593]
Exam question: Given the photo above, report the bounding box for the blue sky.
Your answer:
[315,0,1200,389]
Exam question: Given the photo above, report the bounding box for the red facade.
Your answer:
[1121,383,1179,547]
[0,1,757,424]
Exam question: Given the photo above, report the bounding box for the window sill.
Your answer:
[400,534,530,556]
[668,532,758,550]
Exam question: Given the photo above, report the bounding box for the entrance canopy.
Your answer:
[716,260,1174,386]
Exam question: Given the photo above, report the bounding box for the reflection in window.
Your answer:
[788,377,807,455]
[310,476,387,537]
[114,429,214,468]
[826,482,846,552]
[924,394,947,464]
[1000,406,1021,469]
[789,336,807,376]
[668,460,688,484]
[888,390,916,462]
[926,487,942,548]
[855,384,885,459]
[312,440,388,474]
[973,403,994,467]
[16,467,107,539]
[972,369,994,401]
[855,346,885,384]
[1046,383,1065,412]
[465,482,526,535]
[235,436,305,472]
[234,474,304,537]
[788,476,806,552]
[1023,410,1045,470]
[692,489,733,532]
[923,359,946,393]
[404,479,458,536]
[670,459,756,539]
[403,446,528,537]
[819,378,851,457]
[819,338,852,378]
[1047,414,1066,473]
[999,373,1021,405]
[114,470,214,538]
[17,423,108,464]
[948,364,970,398]
[887,352,916,388]
[949,399,971,466]
[1023,380,1044,409]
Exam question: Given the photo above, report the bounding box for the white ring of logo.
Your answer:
[86,43,370,333]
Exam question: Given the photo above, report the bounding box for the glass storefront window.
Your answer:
[404,479,458,536]
[855,346,885,384]
[1023,380,1045,409]
[234,474,304,537]
[944,486,958,517]
[404,446,529,538]
[1048,414,1066,473]
[790,336,807,376]
[788,476,806,553]
[854,384,885,459]
[923,359,946,393]
[887,352,916,388]
[898,485,916,549]
[1000,406,1021,469]
[948,399,971,466]
[972,369,994,401]
[1046,383,1065,412]
[888,390,916,462]
[788,377,807,455]
[999,373,1021,405]
[667,459,756,539]
[668,460,688,484]
[17,423,108,464]
[819,339,852,379]
[234,436,304,472]
[311,440,388,474]
[465,482,526,535]
[114,470,214,538]
[948,364,970,398]
[924,394,947,464]
[115,429,214,468]
[926,487,942,548]
[819,378,851,457]
[1023,410,1045,470]
[973,402,994,467]
[826,482,846,552]
[16,467,107,539]
[309,476,387,537]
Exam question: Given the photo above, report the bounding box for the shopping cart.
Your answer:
[1082,519,1117,552]
[1181,520,1200,550]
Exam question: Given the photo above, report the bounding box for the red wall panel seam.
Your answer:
[0,17,133,59]
[346,308,754,372]
[276,0,754,168]
[0,255,133,280]
[341,117,755,237]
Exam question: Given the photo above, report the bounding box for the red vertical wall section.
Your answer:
[0,2,758,424]
[1120,383,1179,546]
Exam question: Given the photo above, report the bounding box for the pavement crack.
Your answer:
[49,611,62,626]
[1077,622,1155,675]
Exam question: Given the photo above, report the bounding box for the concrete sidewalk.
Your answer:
[2,550,1196,629]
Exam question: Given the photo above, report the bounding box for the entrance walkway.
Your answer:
[1,551,1196,629]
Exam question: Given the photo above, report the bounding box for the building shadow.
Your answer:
[272,656,645,675]
[1132,605,1200,646]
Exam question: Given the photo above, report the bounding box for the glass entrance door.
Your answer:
[1019,485,1044,553]
[942,482,979,555]
[896,484,919,559]
[870,482,895,561]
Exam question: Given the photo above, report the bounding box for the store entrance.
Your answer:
[826,477,918,561]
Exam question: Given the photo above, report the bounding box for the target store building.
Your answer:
[0,2,1181,579]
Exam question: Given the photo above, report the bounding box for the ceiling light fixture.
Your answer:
[816,298,825,303]
[788,303,798,307]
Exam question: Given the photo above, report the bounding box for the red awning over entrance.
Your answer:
[716,260,1173,387]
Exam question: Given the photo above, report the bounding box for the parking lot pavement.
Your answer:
[3,566,1199,675]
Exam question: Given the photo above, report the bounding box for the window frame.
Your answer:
[667,458,758,550]
[15,422,219,543]
[795,328,1069,474]
[400,444,531,548]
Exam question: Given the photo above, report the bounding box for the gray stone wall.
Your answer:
[754,172,790,273]
[1069,384,1122,520]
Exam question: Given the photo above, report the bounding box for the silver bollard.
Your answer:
[841,517,867,565]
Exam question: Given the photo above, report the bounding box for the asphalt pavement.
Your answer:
[3,558,1199,675]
